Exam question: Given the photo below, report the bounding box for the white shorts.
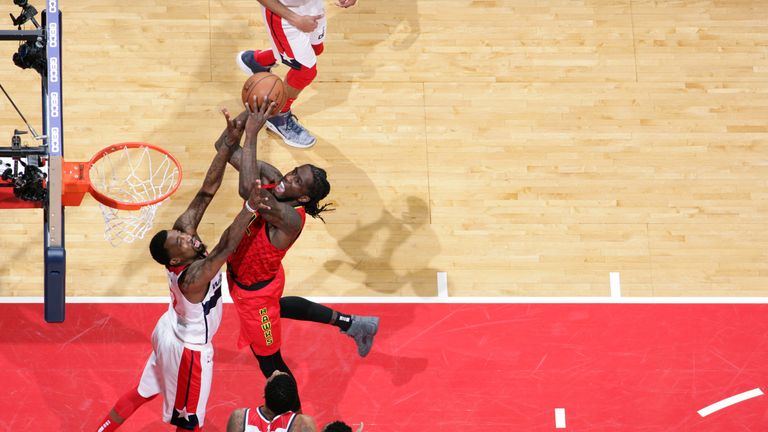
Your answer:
[137,312,214,430]
[262,6,327,69]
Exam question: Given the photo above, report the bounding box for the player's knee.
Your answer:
[285,65,317,91]
[311,43,324,56]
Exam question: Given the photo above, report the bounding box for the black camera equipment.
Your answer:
[0,129,47,202]
[12,35,45,74]
[8,0,45,75]
[10,0,39,28]
[1,160,47,201]
[0,0,49,202]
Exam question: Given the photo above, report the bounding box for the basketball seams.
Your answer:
[241,72,286,116]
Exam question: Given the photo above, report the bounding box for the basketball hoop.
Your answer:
[62,142,182,246]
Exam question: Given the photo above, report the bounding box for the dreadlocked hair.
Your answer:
[303,165,334,222]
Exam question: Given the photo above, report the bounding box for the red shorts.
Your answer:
[228,266,285,356]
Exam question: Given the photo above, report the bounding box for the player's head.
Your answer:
[273,164,333,221]
[322,421,354,432]
[264,371,299,415]
[149,229,207,266]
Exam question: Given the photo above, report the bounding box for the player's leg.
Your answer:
[168,344,213,432]
[95,352,160,431]
[140,314,206,431]
[236,6,282,74]
[236,32,277,75]
[166,347,206,430]
[280,296,380,357]
[239,9,325,148]
[279,18,326,115]
[251,346,293,377]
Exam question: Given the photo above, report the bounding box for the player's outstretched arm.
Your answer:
[257,160,283,185]
[179,180,270,301]
[214,109,249,171]
[212,115,282,183]
[174,110,243,234]
[239,96,275,200]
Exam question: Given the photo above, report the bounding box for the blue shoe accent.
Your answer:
[236,50,275,75]
[266,110,317,148]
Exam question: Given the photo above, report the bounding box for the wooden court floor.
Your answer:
[1,0,768,298]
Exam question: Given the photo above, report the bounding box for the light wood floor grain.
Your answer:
[1,0,767,298]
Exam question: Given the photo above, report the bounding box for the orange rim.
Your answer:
[85,142,183,210]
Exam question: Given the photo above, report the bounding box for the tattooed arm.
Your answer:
[238,96,274,200]
[214,109,248,171]
[178,181,270,302]
[173,109,244,235]
[213,103,282,192]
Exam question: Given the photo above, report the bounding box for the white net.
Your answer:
[90,145,181,246]
[99,202,161,246]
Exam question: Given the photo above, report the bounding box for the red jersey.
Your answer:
[227,206,306,286]
[244,407,297,432]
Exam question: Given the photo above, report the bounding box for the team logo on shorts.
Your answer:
[280,52,303,70]
[259,307,274,346]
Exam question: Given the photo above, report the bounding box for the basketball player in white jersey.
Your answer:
[226,371,358,432]
[95,100,277,432]
[236,0,357,148]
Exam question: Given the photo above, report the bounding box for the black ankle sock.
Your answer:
[334,313,353,331]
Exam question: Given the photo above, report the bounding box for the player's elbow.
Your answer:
[282,222,302,240]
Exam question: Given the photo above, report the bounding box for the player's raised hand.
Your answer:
[246,179,272,212]
[244,96,276,137]
[221,107,246,147]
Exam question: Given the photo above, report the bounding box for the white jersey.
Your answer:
[166,264,224,345]
[276,0,324,17]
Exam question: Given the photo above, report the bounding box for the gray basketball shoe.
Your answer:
[266,110,317,148]
[236,50,275,75]
[342,315,380,358]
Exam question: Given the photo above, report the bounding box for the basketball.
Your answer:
[241,72,286,117]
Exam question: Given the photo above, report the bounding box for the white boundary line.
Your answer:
[555,408,566,428]
[3,296,768,304]
[437,272,448,298]
[610,272,621,298]
[698,388,764,417]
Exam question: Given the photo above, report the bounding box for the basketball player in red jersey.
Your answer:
[217,107,379,387]
[226,371,358,432]
[95,101,274,432]
[236,0,358,148]
[226,371,316,432]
